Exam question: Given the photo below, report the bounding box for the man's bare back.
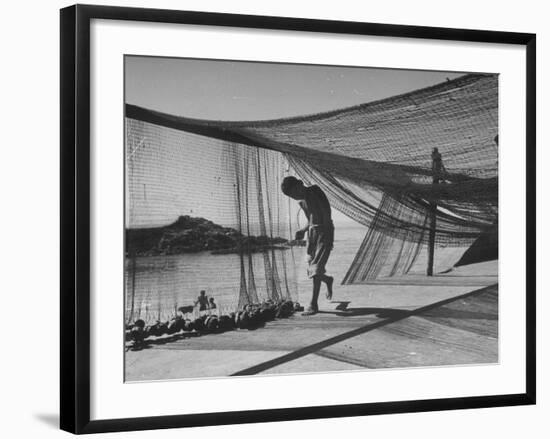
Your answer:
[299,185,332,227]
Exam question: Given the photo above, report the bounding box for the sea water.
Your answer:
[124,225,465,323]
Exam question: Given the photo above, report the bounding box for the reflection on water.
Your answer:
[125,225,466,323]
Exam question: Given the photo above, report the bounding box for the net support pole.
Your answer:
[427,200,436,276]
[427,150,441,276]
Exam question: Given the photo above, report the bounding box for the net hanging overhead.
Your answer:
[127,73,498,239]
[125,73,498,321]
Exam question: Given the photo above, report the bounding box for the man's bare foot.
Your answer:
[325,276,334,300]
[302,305,318,316]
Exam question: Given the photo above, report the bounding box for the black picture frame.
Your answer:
[60,4,536,434]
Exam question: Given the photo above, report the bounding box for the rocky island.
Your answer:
[125,215,301,257]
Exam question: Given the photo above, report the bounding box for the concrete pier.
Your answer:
[125,261,498,381]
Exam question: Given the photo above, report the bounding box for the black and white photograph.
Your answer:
[2,0,545,436]
[124,57,499,381]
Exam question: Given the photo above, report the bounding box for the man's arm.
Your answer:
[295,202,310,240]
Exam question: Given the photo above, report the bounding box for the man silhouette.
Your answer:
[281,176,334,315]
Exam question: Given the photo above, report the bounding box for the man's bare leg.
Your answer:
[302,276,321,315]
[320,274,334,300]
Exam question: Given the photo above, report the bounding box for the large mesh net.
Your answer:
[125,120,301,323]
[125,73,498,323]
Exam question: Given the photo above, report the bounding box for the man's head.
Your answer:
[200,290,206,297]
[209,297,215,303]
[281,176,305,200]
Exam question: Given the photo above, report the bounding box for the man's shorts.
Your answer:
[306,223,334,279]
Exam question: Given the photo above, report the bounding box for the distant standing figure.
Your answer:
[195,290,209,311]
[431,147,448,184]
[209,297,217,310]
[281,176,334,316]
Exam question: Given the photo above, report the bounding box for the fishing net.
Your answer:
[125,120,300,323]
[125,73,498,322]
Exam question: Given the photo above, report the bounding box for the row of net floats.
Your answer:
[126,299,304,346]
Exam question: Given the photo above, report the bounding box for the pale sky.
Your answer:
[125,56,464,121]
